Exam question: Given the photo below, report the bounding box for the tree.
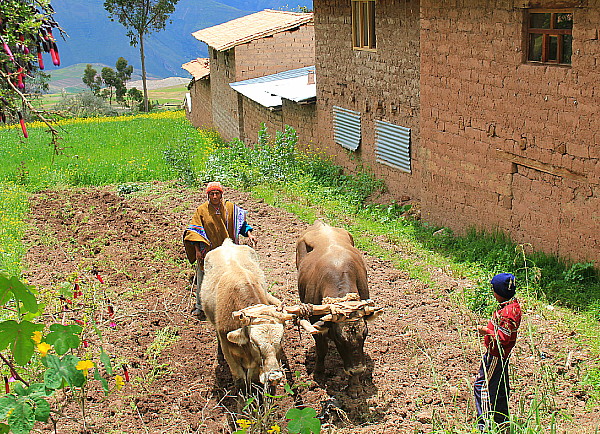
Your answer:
[115,57,133,104]
[82,64,102,95]
[0,0,63,149]
[104,0,180,112]
[126,87,143,109]
[101,67,117,105]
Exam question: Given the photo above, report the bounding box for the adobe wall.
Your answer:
[209,47,241,142]
[313,0,422,199]
[186,78,213,130]
[282,99,317,148]
[239,97,316,148]
[235,24,316,81]
[241,98,284,144]
[420,0,600,262]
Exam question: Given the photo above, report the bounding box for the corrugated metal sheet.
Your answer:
[229,66,316,109]
[375,120,411,173]
[333,106,361,151]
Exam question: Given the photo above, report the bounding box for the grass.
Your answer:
[0,111,207,190]
[1,114,599,432]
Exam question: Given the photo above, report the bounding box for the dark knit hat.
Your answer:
[491,273,516,299]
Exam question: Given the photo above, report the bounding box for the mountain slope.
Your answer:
[51,0,254,79]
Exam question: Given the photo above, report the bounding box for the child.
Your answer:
[474,273,522,432]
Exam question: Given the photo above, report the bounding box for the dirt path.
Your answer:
[22,183,599,433]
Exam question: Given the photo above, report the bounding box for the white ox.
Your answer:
[201,238,288,386]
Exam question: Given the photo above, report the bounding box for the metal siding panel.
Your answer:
[333,106,361,151]
[375,120,411,173]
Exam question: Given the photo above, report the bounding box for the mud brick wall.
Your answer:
[420,0,600,262]
[241,98,284,144]
[235,24,316,81]
[282,99,317,147]
[209,47,241,142]
[314,0,422,199]
[186,78,213,129]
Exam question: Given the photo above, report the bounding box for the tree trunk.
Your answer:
[139,32,148,112]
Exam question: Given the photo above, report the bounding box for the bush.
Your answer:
[54,91,118,118]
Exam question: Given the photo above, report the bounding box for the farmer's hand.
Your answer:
[247,232,257,248]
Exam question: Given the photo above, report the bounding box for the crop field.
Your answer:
[0,112,599,434]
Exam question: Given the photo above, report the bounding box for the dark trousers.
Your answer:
[474,353,510,432]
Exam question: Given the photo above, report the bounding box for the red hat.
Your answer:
[205,181,224,195]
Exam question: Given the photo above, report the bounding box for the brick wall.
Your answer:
[313,0,599,263]
[314,0,422,199]
[242,98,284,144]
[209,47,241,142]
[239,97,316,147]
[235,24,316,81]
[186,78,212,129]
[420,0,600,262]
[282,99,317,147]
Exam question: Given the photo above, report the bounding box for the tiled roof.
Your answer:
[181,58,210,80]
[192,9,313,51]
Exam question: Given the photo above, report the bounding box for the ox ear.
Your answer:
[227,328,249,345]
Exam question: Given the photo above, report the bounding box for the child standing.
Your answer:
[474,273,522,432]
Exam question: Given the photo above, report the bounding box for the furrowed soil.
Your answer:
[23,182,599,433]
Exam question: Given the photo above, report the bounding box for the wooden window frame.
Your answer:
[352,0,376,51]
[526,9,573,65]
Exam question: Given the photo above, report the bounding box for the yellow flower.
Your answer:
[236,419,253,430]
[267,425,281,433]
[115,375,125,391]
[31,331,43,344]
[76,360,95,375]
[36,342,52,357]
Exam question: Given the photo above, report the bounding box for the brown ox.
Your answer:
[201,238,288,387]
[296,220,378,390]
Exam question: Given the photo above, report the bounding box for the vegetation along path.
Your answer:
[23,182,600,433]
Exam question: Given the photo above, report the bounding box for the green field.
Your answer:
[0,111,204,189]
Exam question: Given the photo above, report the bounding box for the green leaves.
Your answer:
[0,274,38,314]
[0,383,52,434]
[0,321,44,366]
[286,407,321,434]
[42,354,85,389]
[45,324,82,355]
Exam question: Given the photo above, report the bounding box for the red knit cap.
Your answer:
[205,181,224,195]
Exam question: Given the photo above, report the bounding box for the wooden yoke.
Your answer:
[232,304,295,326]
[285,294,383,334]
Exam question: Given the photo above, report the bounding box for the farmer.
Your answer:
[473,272,522,432]
[183,181,257,319]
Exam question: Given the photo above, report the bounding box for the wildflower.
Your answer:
[109,321,117,328]
[236,419,253,430]
[31,331,42,344]
[76,360,95,376]
[267,425,281,433]
[115,375,125,391]
[36,342,52,357]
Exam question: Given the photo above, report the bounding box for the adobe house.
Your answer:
[186,9,315,142]
[312,0,599,263]
[182,58,211,129]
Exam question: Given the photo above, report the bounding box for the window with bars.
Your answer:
[352,0,376,50]
[527,10,573,65]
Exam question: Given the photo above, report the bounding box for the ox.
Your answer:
[296,219,379,392]
[201,238,291,388]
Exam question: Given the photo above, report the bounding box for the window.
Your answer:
[375,120,411,173]
[333,106,361,151]
[527,10,573,65]
[352,0,376,50]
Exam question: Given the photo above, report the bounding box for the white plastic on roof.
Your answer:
[229,66,316,109]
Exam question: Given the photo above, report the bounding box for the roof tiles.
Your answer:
[192,9,313,52]
[181,58,210,80]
